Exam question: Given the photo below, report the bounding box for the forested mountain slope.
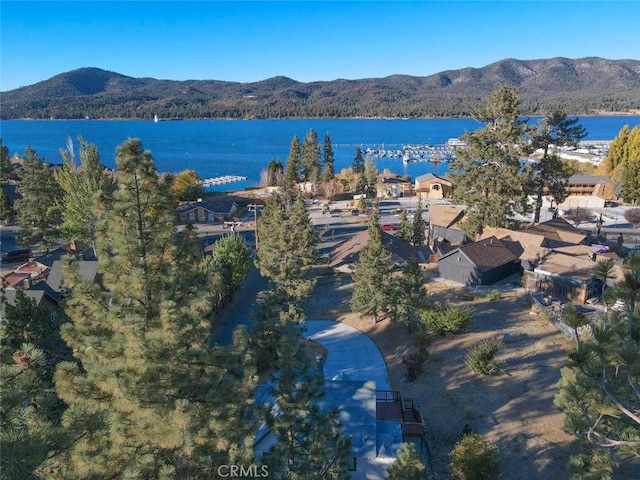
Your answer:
[2,57,639,119]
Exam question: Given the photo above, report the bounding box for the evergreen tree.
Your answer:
[51,138,255,478]
[261,317,350,479]
[394,257,426,328]
[1,185,14,224]
[1,343,69,480]
[0,138,12,184]
[450,85,531,238]
[352,147,364,174]
[54,136,116,247]
[282,135,303,205]
[387,442,429,480]
[257,193,318,302]
[528,111,586,222]
[411,196,426,246]
[15,147,62,250]
[396,209,412,243]
[321,132,335,182]
[350,207,396,324]
[301,128,321,185]
[262,158,284,187]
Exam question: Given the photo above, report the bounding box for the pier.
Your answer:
[201,175,247,187]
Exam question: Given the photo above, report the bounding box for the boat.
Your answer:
[154,114,159,123]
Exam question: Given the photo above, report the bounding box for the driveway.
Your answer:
[304,320,391,390]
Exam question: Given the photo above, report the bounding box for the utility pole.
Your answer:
[247,203,264,251]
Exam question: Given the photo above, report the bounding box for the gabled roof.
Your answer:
[428,205,465,229]
[330,230,429,268]
[524,217,586,246]
[36,242,96,268]
[415,173,453,184]
[439,236,519,271]
[567,174,613,185]
[175,195,259,216]
[46,260,98,294]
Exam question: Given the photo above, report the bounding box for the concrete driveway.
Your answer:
[304,320,390,391]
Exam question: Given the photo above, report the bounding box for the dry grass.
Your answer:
[306,272,581,480]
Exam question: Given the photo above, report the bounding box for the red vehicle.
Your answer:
[380,224,396,231]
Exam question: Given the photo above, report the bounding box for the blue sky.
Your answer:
[1,1,639,91]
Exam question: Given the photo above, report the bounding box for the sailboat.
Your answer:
[154,114,159,123]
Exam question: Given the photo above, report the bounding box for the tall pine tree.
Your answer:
[411,196,426,246]
[450,85,531,238]
[350,207,396,324]
[321,132,335,182]
[51,138,255,478]
[15,147,62,250]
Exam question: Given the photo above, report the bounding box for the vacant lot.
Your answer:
[306,273,580,479]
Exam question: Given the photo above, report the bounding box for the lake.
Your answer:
[1,116,639,191]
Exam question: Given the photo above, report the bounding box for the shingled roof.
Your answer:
[441,236,519,271]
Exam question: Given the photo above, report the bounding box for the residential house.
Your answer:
[522,251,624,304]
[523,217,587,248]
[175,195,255,223]
[414,173,454,199]
[377,176,412,198]
[329,230,431,274]
[437,236,521,286]
[427,205,468,247]
[559,174,615,209]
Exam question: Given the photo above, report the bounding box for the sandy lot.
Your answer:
[305,272,581,479]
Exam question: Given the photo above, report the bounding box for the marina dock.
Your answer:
[201,175,247,187]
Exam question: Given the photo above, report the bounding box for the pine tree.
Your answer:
[321,132,335,182]
[528,111,586,222]
[51,138,255,478]
[54,136,116,247]
[411,196,427,246]
[301,128,321,185]
[396,209,412,243]
[350,207,396,324]
[450,85,531,238]
[15,147,62,250]
[0,139,12,184]
[257,193,318,302]
[394,257,426,327]
[261,317,350,479]
[282,135,303,206]
[352,147,364,174]
[1,343,69,480]
[387,442,429,480]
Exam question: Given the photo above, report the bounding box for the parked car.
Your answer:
[1,248,31,264]
[380,224,396,231]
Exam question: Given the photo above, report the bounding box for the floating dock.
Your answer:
[201,175,247,187]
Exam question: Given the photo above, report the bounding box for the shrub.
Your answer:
[420,304,472,336]
[458,290,476,301]
[464,337,504,375]
[486,291,501,302]
[449,433,498,480]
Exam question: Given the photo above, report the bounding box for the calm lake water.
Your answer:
[1,116,639,191]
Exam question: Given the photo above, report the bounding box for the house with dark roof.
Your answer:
[414,173,454,199]
[437,236,521,286]
[175,195,257,223]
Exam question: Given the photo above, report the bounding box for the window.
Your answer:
[431,184,440,191]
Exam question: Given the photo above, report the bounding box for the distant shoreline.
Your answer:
[4,111,640,122]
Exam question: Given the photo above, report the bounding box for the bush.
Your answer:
[458,290,476,301]
[420,304,472,336]
[464,337,504,375]
[449,433,498,480]
[486,292,501,302]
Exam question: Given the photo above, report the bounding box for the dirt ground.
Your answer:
[305,271,581,480]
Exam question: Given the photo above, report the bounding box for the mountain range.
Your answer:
[2,57,639,120]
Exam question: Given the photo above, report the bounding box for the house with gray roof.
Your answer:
[437,236,521,285]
